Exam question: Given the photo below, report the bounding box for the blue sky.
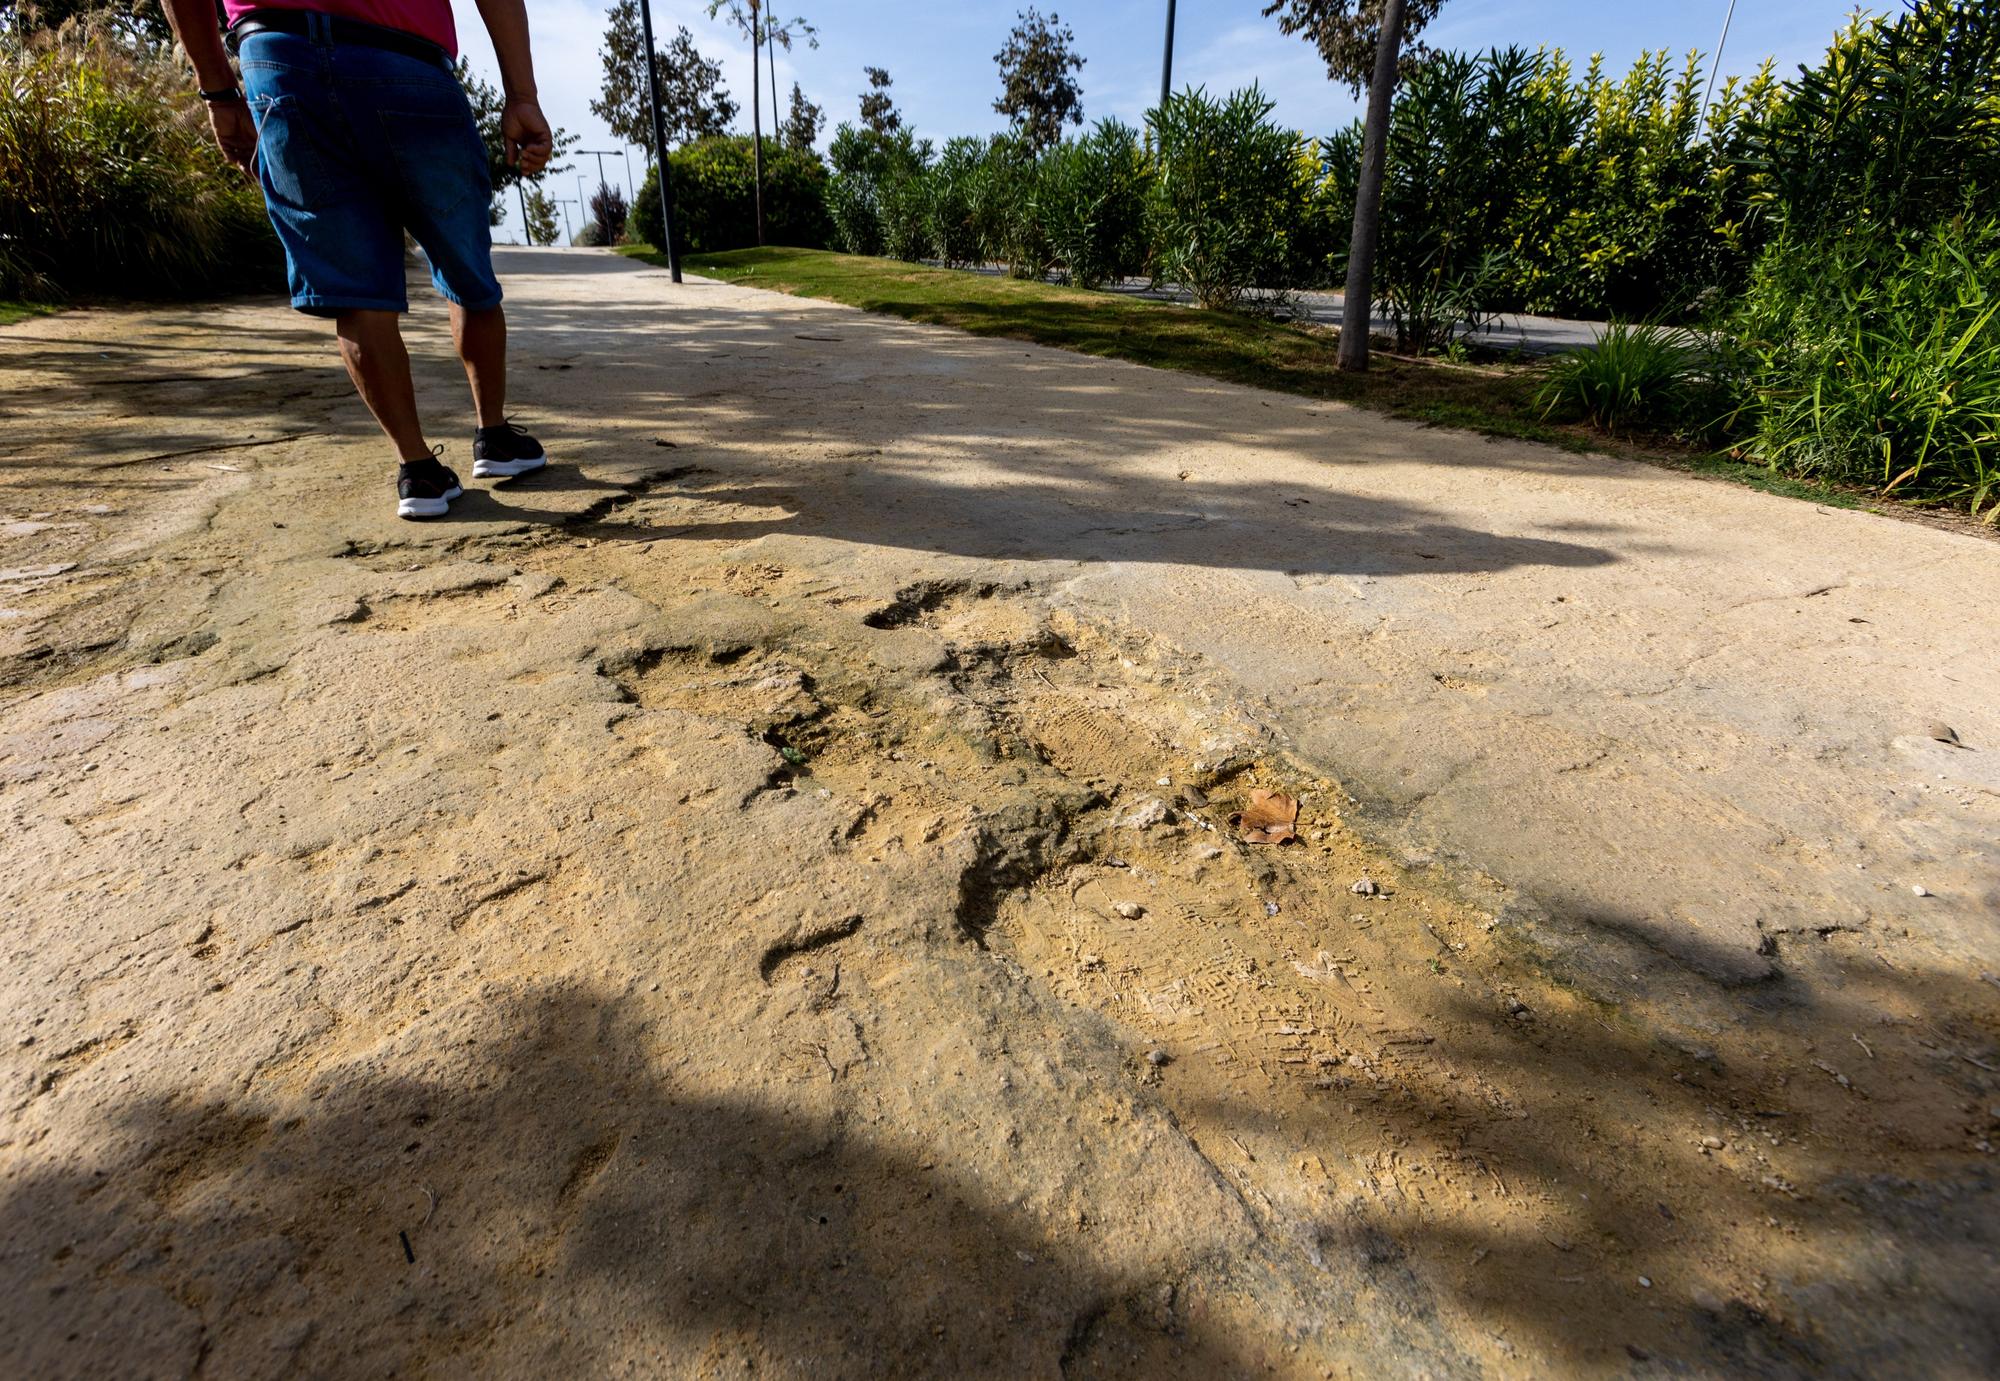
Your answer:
[457,0,1884,243]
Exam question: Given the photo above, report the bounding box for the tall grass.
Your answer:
[0,18,277,299]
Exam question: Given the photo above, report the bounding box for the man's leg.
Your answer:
[335,310,430,459]
[450,302,507,428]
[453,301,548,478]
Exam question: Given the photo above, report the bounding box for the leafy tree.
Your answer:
[992,7,1084,154]
[457,59,575,224]
[522,184,560,246]
[591,3,737,157]
[859,65,901,135]
[1260,0,1445,94]
[782,82,824,151]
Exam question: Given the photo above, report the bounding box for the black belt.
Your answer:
[228,8,450,67]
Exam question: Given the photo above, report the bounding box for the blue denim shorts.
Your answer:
[240,25,501,316]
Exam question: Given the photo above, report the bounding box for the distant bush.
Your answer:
[0,20,278,299]
[631,135,832,254]
[821,123,934,261]
[1039,119,1151,289]
[926,136,989,269]
[1147,86,1332,310]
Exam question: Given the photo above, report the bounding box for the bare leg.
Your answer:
[334,310,429,460]
[450,302,507,427]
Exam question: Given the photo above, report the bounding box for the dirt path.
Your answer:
[2,247,1995,1378]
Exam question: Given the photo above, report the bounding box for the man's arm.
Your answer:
[161,0,257,177]
[473,0,554,176]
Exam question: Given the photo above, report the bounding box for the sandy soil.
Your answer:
[1,248,1996,1378]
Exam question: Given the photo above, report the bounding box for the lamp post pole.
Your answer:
[554,198,577,246]
[1159,0,1177,111]
[1700,0,1741,131]
[636,0,683,280]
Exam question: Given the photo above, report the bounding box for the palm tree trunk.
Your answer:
[750,3,766,245]
[769,27,781,148]
[1337,0,1407,373]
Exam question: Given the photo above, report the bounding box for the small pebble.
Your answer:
[1700,1135,1725,1150]
[1079,953,1103,970]
[1638,1276,1653,1289]
[1146,1049,1171,1067]
[1911,884,1930,897]
[1114,901,1145,920]
[1156,776,1172,787]
[1350,878,1380,897]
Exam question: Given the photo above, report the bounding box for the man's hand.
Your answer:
[503,97,553,176]
[208,98,259,180]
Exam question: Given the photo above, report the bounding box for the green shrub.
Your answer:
[1146,86,1326,310]
[0,20,278,299]
[631,135,832,254]
[826,174,883,256]
[1039,119,1150,289]
[976,138,1051,279]
[824,122,931,258]
[1735,216,2000,517]
[1718,0,2000,517]
[1752,0,2000,244]
[926,136,988,269]
[1537,322,1711,434]
[1360,45,1779,338]
[877,171,932,262]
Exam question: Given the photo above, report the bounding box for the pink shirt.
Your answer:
[224,0,459,59]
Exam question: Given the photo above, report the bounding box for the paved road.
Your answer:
[635,249,1995,979]
[5,247,1996,1375]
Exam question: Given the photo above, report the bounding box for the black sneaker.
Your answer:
[472,420,549,479]
[396,450,463,520]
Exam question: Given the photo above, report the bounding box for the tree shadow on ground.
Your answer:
[6,256,1656,583]
[0,986,1268,1378]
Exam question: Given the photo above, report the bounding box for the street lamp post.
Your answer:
[1159,0,1177,111]
[554,198,577,246]
[579,148,623,197]
[636,0,683,280]
[1700,0,1741,130]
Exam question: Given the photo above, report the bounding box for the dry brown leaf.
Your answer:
[1231,789,1299,845]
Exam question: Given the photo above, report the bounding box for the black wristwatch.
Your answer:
[198,83,245,104]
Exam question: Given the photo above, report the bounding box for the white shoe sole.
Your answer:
[396,484,461,520]
[473,453,549,479]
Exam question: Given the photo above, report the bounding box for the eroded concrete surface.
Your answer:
[2,248,1996,1378]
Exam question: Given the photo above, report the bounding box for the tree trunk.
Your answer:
[1337,0,1407,373]
[750,4,766,246]
[769,27,781,149]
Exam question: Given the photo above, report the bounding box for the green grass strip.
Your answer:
[0,299,58,327]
